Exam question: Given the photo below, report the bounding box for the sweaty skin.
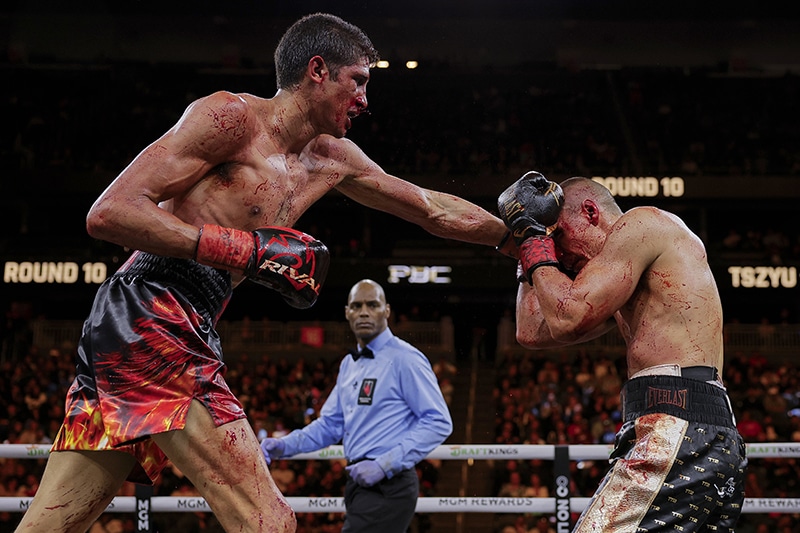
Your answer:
[19,32,510,533]
[515,180,724,377]
[87,61,507,288]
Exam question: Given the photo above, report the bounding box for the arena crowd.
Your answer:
[2,48,800,533]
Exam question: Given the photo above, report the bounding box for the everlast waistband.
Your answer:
[680,365,720,382]
[118,251,232,321]
[622,374,735,428]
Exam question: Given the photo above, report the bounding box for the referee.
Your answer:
[261,279,453,532]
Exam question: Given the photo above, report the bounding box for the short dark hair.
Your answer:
[274,13,379,89]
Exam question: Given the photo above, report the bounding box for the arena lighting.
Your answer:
[405,60,418,69]
[375,60,390,68]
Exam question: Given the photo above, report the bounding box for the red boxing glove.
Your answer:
[196,224,329,309]
[518,235,559,284]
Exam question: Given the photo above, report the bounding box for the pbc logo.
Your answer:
[359,379,377,405]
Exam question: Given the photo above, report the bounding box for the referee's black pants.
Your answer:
[342,468,418,533]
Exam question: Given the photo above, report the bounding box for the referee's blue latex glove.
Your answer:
[345,460,386,487]
[260,438,285,466]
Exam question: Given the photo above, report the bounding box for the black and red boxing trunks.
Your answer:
[51,251,246,484]
[574,369,747,533]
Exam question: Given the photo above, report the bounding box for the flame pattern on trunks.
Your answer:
[51,267,244,484]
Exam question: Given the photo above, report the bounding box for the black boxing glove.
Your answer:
[195,224,329,309]
[497,171,564,246]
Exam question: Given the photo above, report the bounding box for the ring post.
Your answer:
[135,484,153,532]
[554,445,572,532]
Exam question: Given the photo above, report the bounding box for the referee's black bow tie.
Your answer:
[350,347,374,361]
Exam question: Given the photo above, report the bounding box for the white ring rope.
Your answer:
[2,443,798,514]
[5,442,800,460]
[1,496,798,514]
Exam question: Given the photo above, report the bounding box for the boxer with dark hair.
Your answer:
[500,174,746,532]
[17,13,510,533]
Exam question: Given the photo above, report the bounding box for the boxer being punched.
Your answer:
[500,174,746,532]
[17,14,511,533]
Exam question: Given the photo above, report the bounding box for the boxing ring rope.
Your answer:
[2,443,799,516]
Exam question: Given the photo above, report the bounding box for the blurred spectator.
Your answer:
[499,471,528,497]
[3,319,800,530]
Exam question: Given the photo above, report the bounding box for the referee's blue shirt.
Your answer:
[279,327,453,478]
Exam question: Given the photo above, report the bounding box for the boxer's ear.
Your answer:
[583,200,599,226]
[307,56,327,84]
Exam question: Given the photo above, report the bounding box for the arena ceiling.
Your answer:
[6,1,799,71]
[6,0,795,20]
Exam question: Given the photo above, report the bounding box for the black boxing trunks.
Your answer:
[51,251,245,484]
[574,371,747,533]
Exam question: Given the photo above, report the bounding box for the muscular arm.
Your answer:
[522,209,661,345]
[86,91,252,257]
[516,280,616,348]
[315,137,508,248]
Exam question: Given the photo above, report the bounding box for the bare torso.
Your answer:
[605,208,725,375]
[520,206,725,377]
[167,145,325,231]
[88,90,508,287]
[165,95,346,233]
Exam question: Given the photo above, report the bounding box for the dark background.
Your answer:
[2,1,799,329]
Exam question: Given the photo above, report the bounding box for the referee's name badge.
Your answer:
[359,379,377,405]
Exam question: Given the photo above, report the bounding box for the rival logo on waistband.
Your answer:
[647,387,688,409]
